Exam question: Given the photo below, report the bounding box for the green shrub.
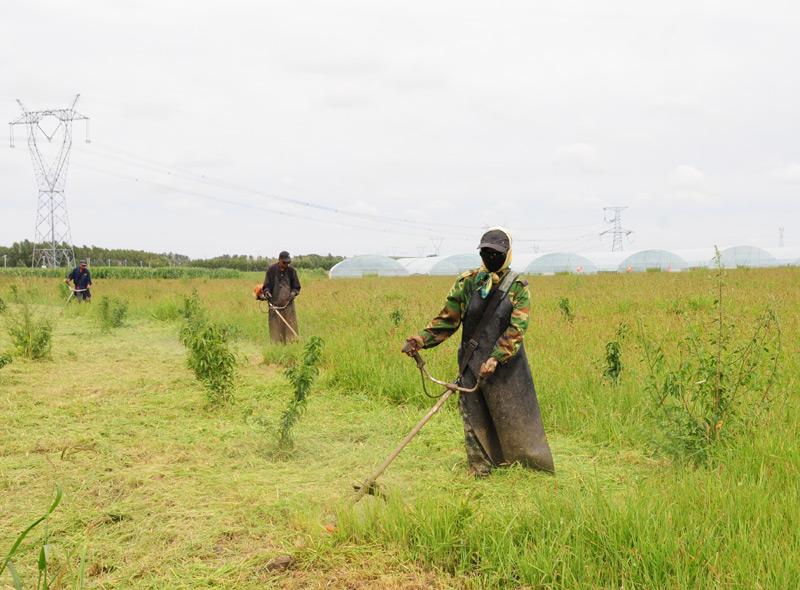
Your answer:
[602,341,623,384]
[96,296,129,333]
[638,253,783,463]
[179,292,239,405]
[0,296,6,313]
[0,351,11,369]
[58,281,71,300]
[557,296,574,321]
[277,336,325,451]
[5,305,54,360]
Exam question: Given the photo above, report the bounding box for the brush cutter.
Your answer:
[63,288,89,306]
[351,348,482,504]
[254,288,300,339]
[268,301,299,339]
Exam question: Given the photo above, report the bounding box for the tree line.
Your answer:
[0,241,345,272]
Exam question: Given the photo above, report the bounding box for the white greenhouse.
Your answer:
[328,255,409,279]
[616,249,688,273]
[518,252,598,275]
[717,246,777,269]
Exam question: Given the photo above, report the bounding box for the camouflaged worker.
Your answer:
[260,251,301,344]
[403,227,554,477]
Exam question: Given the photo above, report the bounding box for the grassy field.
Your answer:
[0,268,798,589]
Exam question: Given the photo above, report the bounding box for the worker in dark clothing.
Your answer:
[403,228,554,477]
[66,260,92,302]
[260,251,301,343]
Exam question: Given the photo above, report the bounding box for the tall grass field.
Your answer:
[1,268,798,589]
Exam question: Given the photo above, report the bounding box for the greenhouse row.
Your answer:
[328,246,800,278]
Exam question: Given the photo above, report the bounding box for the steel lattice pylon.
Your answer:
[9,95,89,268]
[600,206,633,252]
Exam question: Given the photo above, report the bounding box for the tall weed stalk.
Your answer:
[5,305,54,360]
[96,296,129,333]
[638,251,782,463]
[1,484,88,590]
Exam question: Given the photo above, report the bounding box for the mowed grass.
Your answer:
[0,268,799,589]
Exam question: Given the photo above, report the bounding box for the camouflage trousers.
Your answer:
[458,392,494,476]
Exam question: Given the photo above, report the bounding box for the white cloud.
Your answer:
[768,163,800,184]
[647,94,705,117]
[553,143,602,173]
[663,165,720,206]
[669,164,706,189]
[662,189,720,207]
[551,193,605,209]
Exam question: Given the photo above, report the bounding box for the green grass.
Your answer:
[1,269,798,588]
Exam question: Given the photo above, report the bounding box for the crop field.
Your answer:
[1,267,798,589]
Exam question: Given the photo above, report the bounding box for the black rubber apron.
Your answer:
[269,270,299,344]
[457,280,554,473]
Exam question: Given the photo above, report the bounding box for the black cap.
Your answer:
[279,251,291,263]
[79,260,87,266]
[477,229,510,253]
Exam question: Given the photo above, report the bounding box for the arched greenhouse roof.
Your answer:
[763,247,800,266]
[617,249,688,273]
[428,253,482,276]
[582,251,632,272]
[717,246,777,269]
[329,255,409,279]
[521,252,598,275]
[395,253,482,275]
[672,248,718,268]
[396,257,442,275]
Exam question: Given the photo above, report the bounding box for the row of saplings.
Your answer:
[0,285,320,456]
[0,289,128,365]
[0,287,323,590]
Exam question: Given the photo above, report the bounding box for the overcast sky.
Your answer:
[2,0,798,259]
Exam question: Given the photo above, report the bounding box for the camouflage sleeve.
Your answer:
[491,277,531,363]
[418,272,473,348]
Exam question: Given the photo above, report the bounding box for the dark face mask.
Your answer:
[480,248,505,272]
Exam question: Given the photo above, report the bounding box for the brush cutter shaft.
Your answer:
[351,389,453,504]
[350,350,483,504]
[269,304,299,339]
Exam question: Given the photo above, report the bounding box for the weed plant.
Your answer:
[0,351,11,369]
[277,336,325,451]
[638,257,783,463]
[557,296,574,321]
[1,484,88,590]
[5,304,54,360]
[179,291,239,405]
[0,296,6,313]
[95,296,129,333]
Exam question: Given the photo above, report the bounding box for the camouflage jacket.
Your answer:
[418,268,530,364]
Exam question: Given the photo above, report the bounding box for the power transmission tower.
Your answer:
[779,226,784,248]
[9,95,89,268]
[600,206,633,252]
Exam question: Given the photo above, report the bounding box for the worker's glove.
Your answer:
[289,292,297,301]
[263,290,272,301]
[401,335,424,356]
[479,357,499,377]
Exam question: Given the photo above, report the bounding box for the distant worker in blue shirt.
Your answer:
[66,260,92,302]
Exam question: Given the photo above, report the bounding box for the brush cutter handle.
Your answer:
[409,349,482,394]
